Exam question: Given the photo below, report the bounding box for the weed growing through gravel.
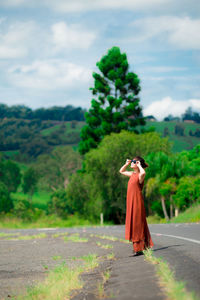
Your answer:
[144,248,198,300]
[95,234,118,241]
[16,253,99,300]
[0,232,20,237]
[6,233,47,240]
[92,233,129,244]
[52,232,68,238]
[96,241,113,249]
[52,256,62,260]
[64,233,88,243]
[106,252,115,260]
[97,269,112,298]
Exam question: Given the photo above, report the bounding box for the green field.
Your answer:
[12,190,51,211]
[142,121,200,152]
[147,203,200,224]
[41,120,200,153]
[41,121,85,136]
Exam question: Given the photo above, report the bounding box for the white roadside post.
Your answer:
[100,213,104,226]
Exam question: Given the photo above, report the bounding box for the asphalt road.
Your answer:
[0,223,199,299]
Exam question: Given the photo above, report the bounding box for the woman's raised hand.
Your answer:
[126,159,131,165]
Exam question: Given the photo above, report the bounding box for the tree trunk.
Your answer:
[175,207,179,217]
[170,195,173,219]
[161,196,169,221]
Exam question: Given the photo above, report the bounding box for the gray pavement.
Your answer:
[0,223,199,299]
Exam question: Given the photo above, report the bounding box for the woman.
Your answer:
[119,156,154,256]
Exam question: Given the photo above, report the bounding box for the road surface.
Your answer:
[0,223,199,299]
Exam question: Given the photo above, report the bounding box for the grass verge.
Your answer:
[170,204,200,223]
[64,233,88,243]
[0,214,102,229]
[96,241,113,249]
[15,253,99,300]
[143,248,198,300]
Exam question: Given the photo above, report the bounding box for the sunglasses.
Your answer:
[131,160,137,164]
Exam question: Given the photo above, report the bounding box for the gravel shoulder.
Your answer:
[0,227,165,300]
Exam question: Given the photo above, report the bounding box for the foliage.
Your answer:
[68,131,171,223]
[174,124,185,136]
[34,146,82,191]
[0,119,83,161]
[0,182,13,213]
[13,198,44,221]
[48,189,73,218]
[173,176,200,209]
[145,145,200,219]
[182,106,200,123]
[0,103,86,121]
[0,159,21,193]
[22,167,39,198]
[79,46,146,155]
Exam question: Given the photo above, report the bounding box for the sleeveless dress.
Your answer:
[125,172,154,252]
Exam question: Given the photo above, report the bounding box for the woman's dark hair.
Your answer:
[134,156,149,168]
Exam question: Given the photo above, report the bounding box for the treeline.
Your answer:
[0,146,82,220]
[163,123,200,137]
[0,133,199,223]
[0,119,82,160]
[163,107,200,123]
[0,104,86,121]
[48,134,199,223]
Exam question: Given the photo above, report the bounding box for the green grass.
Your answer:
[170,204,200,223]
[147,215,166,224]
[94,234,118,241]
[41,121,85,136]
[41,124,62,136]
[142,121,200,152]
[16,253,99,300]
[12,190,51,211]
[144,248,198,300]
[96,241,113,249]
[5,233,47,240]
[106,252,115,260]
[52,256,62,261]
[147,203,200,224]
[64,233,88,243]
[0,214,97,229]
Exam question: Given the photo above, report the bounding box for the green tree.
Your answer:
[1,160,21,193]
[34,146,82,191]
[22,167,38,199]
[79,46,146,155]
[0,182,13,213]
[48,189,73,218]
[67,131,171,223]
[173,176,200,210]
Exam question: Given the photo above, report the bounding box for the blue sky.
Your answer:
[0,0,200,120]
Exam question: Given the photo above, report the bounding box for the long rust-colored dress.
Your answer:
[125,172,154,252]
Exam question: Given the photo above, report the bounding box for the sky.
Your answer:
[0,0,200,120]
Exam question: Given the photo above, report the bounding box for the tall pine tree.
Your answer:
[79,46,145,155]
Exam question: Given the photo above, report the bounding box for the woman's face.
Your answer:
[130,158,139,169]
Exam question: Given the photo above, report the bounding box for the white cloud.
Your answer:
[0,0,26,6]
[0,21,36,58]
[0,0,199,16]
[44,0,168,13]
[140,66,187,73]
[51,22,96,51]
[143,97,200,120]
[130,16,200,50]
[8,59,91,89]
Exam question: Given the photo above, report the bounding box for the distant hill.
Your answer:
[143,121,200,152]
[0,118,199,162]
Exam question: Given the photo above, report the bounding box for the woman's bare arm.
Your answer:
[119,160,133,177]
[136,161,146,183]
